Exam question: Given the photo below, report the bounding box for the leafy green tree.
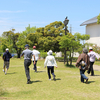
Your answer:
[59,33,81,65]
[26,31,42,48]
[23,24,36,36]
[36,21,65,52]
[1,29,23,58]
[97,14,100,24]
[15,25,37,57]
[74,32,90,54]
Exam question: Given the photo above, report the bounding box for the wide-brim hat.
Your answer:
[48,50,53,55]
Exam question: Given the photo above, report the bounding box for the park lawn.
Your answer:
[0,58,100,100]
[94,61,100,66]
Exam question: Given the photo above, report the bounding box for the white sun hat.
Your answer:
[89,47,93,50]
[48,50,53,55]
[6,48,9,51]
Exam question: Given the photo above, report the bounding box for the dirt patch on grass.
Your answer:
[0,97,7,100]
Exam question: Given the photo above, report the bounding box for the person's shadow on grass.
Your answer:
[86,81,95,84]
[53,78,61,81]
[36,71,46,73]
[29,80,42,84]
[6,72,17,74]
[92,75,100,76]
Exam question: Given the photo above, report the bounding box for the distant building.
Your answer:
[80,16,100,47]
[55,52,62,57]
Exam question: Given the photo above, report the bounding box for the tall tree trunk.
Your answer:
[17,48,22,58]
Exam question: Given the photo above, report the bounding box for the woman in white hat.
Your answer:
[44,50,57,80]
[87,47,99,76]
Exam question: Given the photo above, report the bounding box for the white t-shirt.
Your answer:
[32,49,40,61]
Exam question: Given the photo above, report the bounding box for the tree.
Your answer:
[1,29,22,58]
[74,32,90,54]
[1,25,37,58]
[35,21,65,52]
[23,24,36,36]
[97,14,100,24]
[59,33,81,65]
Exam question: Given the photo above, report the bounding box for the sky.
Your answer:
[0,0,100,36]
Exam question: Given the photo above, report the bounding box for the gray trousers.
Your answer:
[24,59,31,80]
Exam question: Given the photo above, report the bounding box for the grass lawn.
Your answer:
[94,61,100,66]
[0,58,100,100]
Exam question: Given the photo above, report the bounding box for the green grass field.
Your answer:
[0,58,100,100]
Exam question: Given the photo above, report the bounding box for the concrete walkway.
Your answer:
[93,64,100,71]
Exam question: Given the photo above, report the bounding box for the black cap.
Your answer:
[25,44,29,47]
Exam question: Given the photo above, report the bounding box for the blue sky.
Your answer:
[0,0,100,36]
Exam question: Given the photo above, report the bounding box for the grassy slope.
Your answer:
[0,58,100,100]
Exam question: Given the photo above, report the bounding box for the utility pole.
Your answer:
[70,24,72,33]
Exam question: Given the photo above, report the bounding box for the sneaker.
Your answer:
[53,75,56,80]
[86,78,88,84]
[27,79,31,84]
[34,71,37,73]
[3,69,5,73]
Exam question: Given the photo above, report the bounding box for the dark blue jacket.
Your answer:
[3,51,12,61]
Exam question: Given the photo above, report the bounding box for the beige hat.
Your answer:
[89,47,93,50]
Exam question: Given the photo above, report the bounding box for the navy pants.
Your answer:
[24,59,31,80]
[80,66,88,83]
[47,66,55,79]
[88,62,94,75]
[33,61,37,72]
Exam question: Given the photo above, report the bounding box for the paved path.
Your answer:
[73,62,100,71]
[93,64,100,71]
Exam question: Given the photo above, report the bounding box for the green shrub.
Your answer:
[55,57,64,61]
[55,57,78,62]
[40,51,56,59]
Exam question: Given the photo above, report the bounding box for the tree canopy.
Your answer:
[0,21,90,61]
[97,14,100,24]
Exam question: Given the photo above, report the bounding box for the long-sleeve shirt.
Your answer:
[76,53,90,70]
[44,55,57,67]
[88,51,99,62]
[3,51,12,61]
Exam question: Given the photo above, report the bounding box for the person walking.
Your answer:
[87,47,99,76]
[2,48,12,75]
[76,48,90,84]
[20,44,35,84]
[32,46,40,72]
[44,50,57,80]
